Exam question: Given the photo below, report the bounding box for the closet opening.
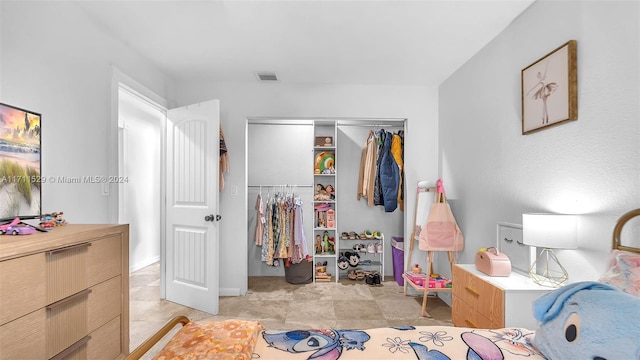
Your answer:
[246,118,406,284]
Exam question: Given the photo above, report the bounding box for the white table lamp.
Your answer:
[523,213,577,287]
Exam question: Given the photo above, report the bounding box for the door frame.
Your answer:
[110,67,168,298]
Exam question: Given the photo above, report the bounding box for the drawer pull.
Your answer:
[464,286,480,297]
[50,335,91,360]
[47,242,91,255]
[465,320,478,328]
[47,289,92,310]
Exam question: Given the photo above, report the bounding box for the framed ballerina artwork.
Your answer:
[521,40,577,135]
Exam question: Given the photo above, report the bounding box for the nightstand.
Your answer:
[452,264,550,329]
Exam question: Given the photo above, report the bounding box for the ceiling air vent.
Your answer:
[256,72,279,82]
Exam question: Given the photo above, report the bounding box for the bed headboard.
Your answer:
[612,208,640,253]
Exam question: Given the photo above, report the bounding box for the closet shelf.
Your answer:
[338,261,383,267]
[313,120,339,283]
[315,253,336,258]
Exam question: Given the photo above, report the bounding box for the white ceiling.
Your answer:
[75,0,535,86]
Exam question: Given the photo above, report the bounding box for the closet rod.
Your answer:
[247,185,313,188]
[337,124,404,128]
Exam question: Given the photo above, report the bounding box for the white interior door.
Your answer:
[165,100,220,314]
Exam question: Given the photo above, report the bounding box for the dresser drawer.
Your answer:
[87,316,122,360]
[0,308,47,360]
[47,290,90,358]
[49,336,90,360]
[88,275,122,333]
[453,266,504,317]
[0,253,47,325]
[47,243,90,304]
[452,294,495,329]
[453,265,483,304]
[87,235,122,287]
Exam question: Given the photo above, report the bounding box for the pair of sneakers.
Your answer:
[366,242,383,254]
[363,230,383,239]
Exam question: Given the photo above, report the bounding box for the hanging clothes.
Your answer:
[219,126,229,192]
[380,131,399,212]
[277,196,289,259]
[391,131,404,212]
[263,196,276,265]
[291,197,309,264]
[254,193,264,246]
[258,189,308,266]
[357,130,378,206]
[356,128,404,212]
[373,129,386,206]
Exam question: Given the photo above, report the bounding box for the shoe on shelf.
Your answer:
[338,253,349,270]
[373,272,381,286]
[367,243,376,254]
[364,230,373,239]
[359,232,367,239]
[373,231,383,239]
[375,242,383,253]
[349,231,357,240]
[341,232,349,240]
[348,269,357,280]
[366,271,382,286]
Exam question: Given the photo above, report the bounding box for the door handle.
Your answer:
[204,214,222,222]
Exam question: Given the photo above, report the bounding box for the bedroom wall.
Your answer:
[170,81,439,295]
[439,0,639,293]
[0,1,171,223]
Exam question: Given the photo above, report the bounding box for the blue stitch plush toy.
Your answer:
[532,281,640,360]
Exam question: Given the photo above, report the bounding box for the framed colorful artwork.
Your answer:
[522,40,577,134]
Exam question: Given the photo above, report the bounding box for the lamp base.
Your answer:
[528,248,569,288]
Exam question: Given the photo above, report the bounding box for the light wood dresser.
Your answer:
[0,224,129,359]
[452,264,549,329]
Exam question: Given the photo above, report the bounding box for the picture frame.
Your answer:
[521,40,577,135]
[496,222,535,275]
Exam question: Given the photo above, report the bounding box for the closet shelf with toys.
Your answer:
[313,120,338,282]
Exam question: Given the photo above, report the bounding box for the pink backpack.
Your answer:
[418,180,464,251]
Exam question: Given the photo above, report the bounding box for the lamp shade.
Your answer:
[522,213,578,249]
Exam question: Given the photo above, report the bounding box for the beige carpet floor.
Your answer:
[130,262,452,358]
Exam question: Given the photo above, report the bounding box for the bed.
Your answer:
[127,209,640,360]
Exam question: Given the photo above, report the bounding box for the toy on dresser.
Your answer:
[475,247,511,276]
[0,217,37,235]
[40,211,67,230]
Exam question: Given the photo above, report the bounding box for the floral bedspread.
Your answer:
[253,326,547,360]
